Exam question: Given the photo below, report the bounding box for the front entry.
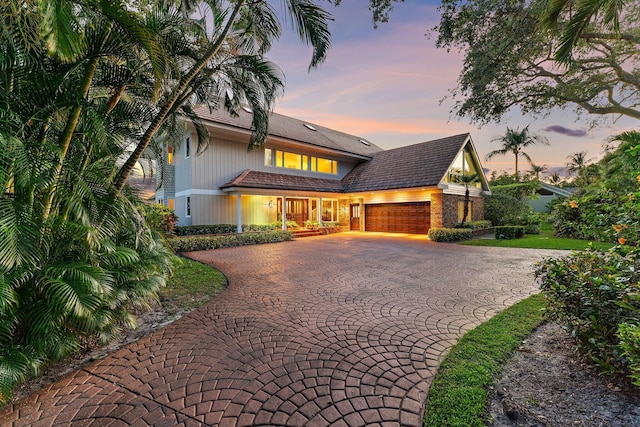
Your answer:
[278,198,309,226]
[350,204,360,231]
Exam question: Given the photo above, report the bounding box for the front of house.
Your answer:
[155,106,491,233]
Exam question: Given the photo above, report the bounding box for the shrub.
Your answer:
[454,220,491,230]
[142,204,178,236]
[618,323,640,386]
[494,226,525,239]
[484,182,538,227]
[428,227,473,242]
[175,223,279,236]
[322,221,341,227]
[537,246,640,375]
[168,231,294,252]
[304,219,319,229]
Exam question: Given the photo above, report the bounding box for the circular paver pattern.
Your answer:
[0,233,566,426]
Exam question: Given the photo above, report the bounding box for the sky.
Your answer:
[265,0,637,177]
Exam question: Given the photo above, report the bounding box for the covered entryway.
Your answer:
[365,202,430,234]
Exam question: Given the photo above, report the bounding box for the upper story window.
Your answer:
[264,148,338,175]
[185,136,191,158]
[444,144,481,188]
[167,146,173,165]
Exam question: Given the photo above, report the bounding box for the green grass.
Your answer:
[423,294,548,427]
[159,257,227,314]
[458,222,614,251]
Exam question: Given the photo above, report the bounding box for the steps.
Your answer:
[292,229,324,238]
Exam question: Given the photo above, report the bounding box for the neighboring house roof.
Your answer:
[193,105,383,158]
[221,170,345,193]
[342,134,471,192]
[222,134,480,194]
[538,182,577,197]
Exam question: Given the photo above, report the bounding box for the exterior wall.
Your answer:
[529,195,556,213]
[440,194,485,227]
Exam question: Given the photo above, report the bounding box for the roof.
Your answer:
[221,170,345,193]
[222,134,475,194]
[193,105,383,158]
[538,182,577,197]
[342,134,471,192]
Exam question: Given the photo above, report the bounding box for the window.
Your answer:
[185,136,191,158]
[167,146,173,165]
[264,148,272,166]
[168,198,174,210]
[186,196,191,217]
[444,143,481,187]
[269,150,336,174]
[313,157,337,174]
[157,199,164,205]
[322,199,339,221]
[458,200,472,223]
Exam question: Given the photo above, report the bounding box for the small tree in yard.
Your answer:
[460,173,478,227]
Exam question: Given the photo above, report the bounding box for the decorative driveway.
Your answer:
[0,233,565,426]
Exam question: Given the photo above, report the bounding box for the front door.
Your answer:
[278,198,309,226]
[350,204,360,231]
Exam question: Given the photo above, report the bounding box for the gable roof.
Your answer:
[342,134,471,192]
[221,134,484,194]
[193,105,383,158]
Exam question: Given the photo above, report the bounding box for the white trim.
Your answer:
[175,189,226,197]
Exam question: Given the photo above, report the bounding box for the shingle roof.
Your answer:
[221,134,472,194]
[342,134,470,192]
[221,170,345,193]
[193,105,383,158]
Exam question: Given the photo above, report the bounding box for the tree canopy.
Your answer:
[433,0,640,124]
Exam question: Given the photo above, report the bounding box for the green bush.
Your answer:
[494,226,525,239]
[454,220,491,230]
[322,221,341,227]
[175,223,279,236]
[618,323,640,386]
[428,227,474,242]
[537,246,640,375]
[523,223,540,234]
[484,182,538,227]
[168,230,294,252]
[141,204,178,236]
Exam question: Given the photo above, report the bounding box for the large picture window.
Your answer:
[269,150,335,174]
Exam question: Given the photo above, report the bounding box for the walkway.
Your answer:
[0,233,565,426]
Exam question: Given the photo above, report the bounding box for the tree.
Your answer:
[459,173,478,226]
[565,151,594,177]
[486,126,549,179]
[529,162,548,180]
[433,0,640,124]
[548,171,563,185]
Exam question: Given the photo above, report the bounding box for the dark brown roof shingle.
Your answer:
[342,134,470,192]
[221,170,345,193]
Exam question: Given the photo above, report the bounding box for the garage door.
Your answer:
[365,202,431,234]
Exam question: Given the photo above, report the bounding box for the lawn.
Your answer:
[458,222,614,251]
[159,256,227,314]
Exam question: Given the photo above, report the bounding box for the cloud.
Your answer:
[542,125,587,137]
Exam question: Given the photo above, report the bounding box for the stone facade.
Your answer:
[430,193,443,229]
[441,194,485,228]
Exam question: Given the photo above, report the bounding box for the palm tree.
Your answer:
[460,173,478,227]
[486,126,549,180]
[548,171,563,185]
[541,0,627,63]
[565,151,594,177]
[529,162,548,180]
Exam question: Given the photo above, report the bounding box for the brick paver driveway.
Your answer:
[0,233,565,426]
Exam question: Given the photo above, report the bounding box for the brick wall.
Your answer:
[441,194,485,227]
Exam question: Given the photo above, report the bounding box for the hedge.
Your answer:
[494,226,525,239]
[428,227,474,242]
[169,230,294,252]
[174,223,278,236]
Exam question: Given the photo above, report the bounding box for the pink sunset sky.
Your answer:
[266,0,637,177]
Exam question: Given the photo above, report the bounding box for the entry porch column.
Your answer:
[236,193,242,233]
[282,195,287,231]
[318,197,323,226]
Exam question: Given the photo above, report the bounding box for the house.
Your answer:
[155,106,491,234]
[529,182,577,213]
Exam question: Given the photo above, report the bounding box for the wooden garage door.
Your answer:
[365,202,431,234]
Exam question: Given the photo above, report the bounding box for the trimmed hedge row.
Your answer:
[174,223,278,236]
[169,230,294,252]
[428,227,474,242]
[494,225,525,239]
[455,220,491,230]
